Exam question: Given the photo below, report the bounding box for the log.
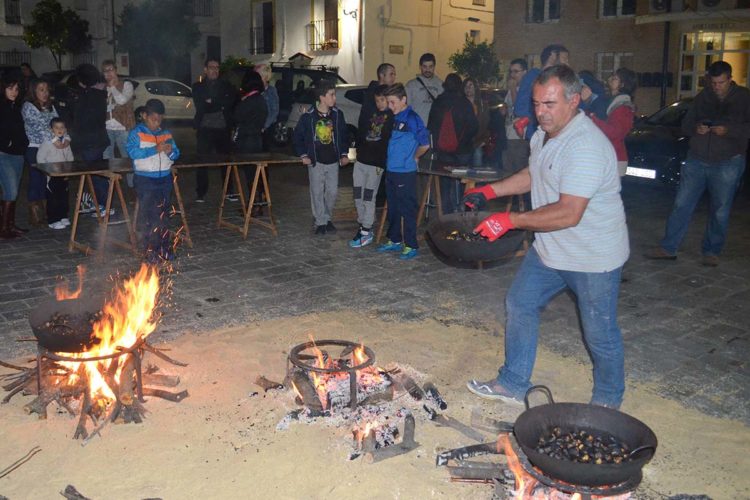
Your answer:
[142,343,188,367]
[23,390,60,418]
[142,373,180,387]
[118,354,135,406]
[290,370,323,411]
[61,485,91,500]
[255,375,284,392]
[73,389,91,440]
[142,387,189,402]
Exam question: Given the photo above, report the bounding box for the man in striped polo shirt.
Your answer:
[462,65,630,409]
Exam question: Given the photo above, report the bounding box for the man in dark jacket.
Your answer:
[192,58,237,202]
[70,64,111,218]
[646,61,750,267]
[428,73,478,214]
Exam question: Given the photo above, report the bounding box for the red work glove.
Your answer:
[513,117,530,139]
[474,212,515,242]
[462,184,497,211]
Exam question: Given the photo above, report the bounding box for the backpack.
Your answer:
[437,107,460,153]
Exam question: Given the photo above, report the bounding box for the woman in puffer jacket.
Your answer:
[590,67,637,177]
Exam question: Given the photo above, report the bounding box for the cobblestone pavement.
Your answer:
[1,161,748,425]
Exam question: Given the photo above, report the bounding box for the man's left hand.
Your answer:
[474,212,515,242]
[711,125,728,136]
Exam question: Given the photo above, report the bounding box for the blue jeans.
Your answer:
[25,147,47,202]
[436,151,471,214]
[0,152,24,201]
[497,247,625,407]
[134,174,172,256]
[104,129,132,187]
[660,154,745,256]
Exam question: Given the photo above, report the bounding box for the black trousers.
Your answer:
[196,127,232,198]
[46,177,69,224]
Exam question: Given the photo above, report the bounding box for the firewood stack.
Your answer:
[0,345,188,443]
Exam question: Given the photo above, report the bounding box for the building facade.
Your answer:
[494,0,750,114]
[220,0,495,85]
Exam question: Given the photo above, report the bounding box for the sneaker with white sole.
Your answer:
[60,218,71,227]
[48,221,67,230]
[91,206,115,218]
[466,379,523,405]
[349,228,374,248]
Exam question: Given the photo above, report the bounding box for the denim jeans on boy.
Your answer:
[497,247,625,407]
[134,175,172,256]
[0,152,24,201]
[25,147,47,202]
[660,153,745,257]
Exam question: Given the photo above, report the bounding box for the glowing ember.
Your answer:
[55,265,86,300]
[497,434,633,500]
[299,336,388,410]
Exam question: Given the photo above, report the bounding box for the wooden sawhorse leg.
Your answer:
[69,173,137,258]
[241,163,277,238]
[170,169,193,248]
[417,174,442,226]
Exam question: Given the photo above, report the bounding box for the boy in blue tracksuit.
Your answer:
[377,84,430,260]
[292,80,350,235]
[126,99,180,262]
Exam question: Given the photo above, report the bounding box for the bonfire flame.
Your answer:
[354,420,378,448]
[302,336,384,411]
[55,265,86,301]
[497,434,632,500]
[59,264,161,403]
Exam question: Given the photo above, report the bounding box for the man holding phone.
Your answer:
[646,61,750,267]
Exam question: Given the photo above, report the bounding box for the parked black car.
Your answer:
[225,64,346,145]
[625,99,692,185]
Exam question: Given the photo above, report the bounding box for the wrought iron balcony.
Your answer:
[308,18,339,51]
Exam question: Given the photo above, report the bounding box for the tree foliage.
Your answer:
[116,0,200,77]
[448,36,500,86]
[23,0,92,71]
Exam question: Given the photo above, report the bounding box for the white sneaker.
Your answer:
[91,207,115,218]
[48,221,67,230]
[60,218,71,227]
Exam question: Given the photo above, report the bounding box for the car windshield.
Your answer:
[645,100,690,127]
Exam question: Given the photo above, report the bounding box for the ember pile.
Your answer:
[264,337,449,462]
[0,264,188,444]
[445,230,484,242]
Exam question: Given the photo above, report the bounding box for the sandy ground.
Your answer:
[0,311,748,500]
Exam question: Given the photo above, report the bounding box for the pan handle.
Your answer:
[627,445,656,461]
[524,385,555,410]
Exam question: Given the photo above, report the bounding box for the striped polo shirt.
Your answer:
[529,111,629,273]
